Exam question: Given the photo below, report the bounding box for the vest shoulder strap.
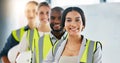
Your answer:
[87,40,95,63]
[12,27,25,42]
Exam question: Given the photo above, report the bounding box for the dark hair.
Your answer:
[26,1,38,6]
[38,2,50,10]
[62,7,86,27]
[51,7,64,12]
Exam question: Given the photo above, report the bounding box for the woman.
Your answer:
[44,7,102,63]
[8,2,51,63]
[37,2,51,33]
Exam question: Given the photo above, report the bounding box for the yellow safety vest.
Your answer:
[12,27,25,42]
[80,40,97,63]
[53,39,98,63]
[27,29,52,63]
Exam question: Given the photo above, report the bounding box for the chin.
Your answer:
[69,33,79,36]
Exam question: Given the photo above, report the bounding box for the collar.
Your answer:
[24,25,30,31]
[50,31,68,45]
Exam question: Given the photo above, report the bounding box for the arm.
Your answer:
[93,42,102,63]
[0,33,19,63]
[1,56,10,63]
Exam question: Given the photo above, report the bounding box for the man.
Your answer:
[0,1,38,63]
[42,6,68,63]
[41,6,67,62]
[50,7,67,45]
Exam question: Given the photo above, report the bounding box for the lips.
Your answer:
[69,27,79,32]
[41,18,48,22]
[53,24,60,29]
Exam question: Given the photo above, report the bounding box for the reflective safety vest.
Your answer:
[52,39,99,63]
[12,27,26,42]
[27,29,53,63]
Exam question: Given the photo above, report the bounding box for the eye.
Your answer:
[66,19,71,22]
[76,19,80,22]
[51,16,55,20]
[40,12,44,15]
[46,11,49,15]
[76,17,81,22]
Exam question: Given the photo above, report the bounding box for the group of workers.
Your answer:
[0,1,102,63]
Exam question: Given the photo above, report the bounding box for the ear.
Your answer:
[81,26,85,31]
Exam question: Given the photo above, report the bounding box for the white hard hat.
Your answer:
[16,51,32,63]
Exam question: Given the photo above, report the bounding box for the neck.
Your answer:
[28,24,35,30]
[38,23,51,32]
[67,35,82,44]
[51,30,65,39]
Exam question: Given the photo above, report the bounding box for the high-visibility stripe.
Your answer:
[32,41,36,63]
[29,29,34,50]
[16,29,20,41]
[80,39,90,62]
[38,35,44,63]
[12,30,19,41]
[20,27,25,40]
[87,40,95,63]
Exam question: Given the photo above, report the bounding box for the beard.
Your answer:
[50,23,64,32]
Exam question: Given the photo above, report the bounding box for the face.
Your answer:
[65,11,84,36]
[50,10,63,32]
[38,6,50,24]
[25,3,37,25]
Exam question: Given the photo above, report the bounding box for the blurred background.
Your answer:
[0,0,120,63]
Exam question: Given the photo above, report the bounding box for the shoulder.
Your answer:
[86,39,102,49]
[85,39,102,53]
[96,41,102,50]
[11,26,25,33]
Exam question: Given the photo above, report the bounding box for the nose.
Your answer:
[43,14,48,19]
[70,21,77,27]
[55,18,60,23]
[29,11,34,18]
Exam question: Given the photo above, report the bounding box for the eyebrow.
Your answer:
[66,17,71,19]
[66,17,81,19]
[76,17,81,19]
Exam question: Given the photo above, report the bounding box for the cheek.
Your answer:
[64,23,69,30]
[39,15,42,19]
[78,23,84,31]
[25,13,29,17]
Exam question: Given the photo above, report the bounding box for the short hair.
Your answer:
[26,1,38,6]
[51,7,64,12]
[61,7,86,27]
[38,2,50,10]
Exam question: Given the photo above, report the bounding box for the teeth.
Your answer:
[70,28,78,31]
[54,24,60,26]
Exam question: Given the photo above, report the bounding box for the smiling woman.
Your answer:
[8,0,40,28]
[43,7,102,63]
[65,10,84,36]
